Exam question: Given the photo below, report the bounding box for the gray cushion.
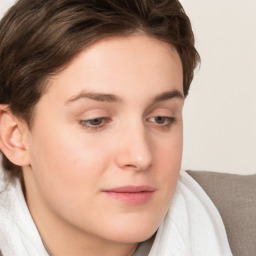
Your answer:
[187,170,256,256]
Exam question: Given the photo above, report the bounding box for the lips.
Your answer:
[102,186,156,205]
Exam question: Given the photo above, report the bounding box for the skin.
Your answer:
[2,34,184,256]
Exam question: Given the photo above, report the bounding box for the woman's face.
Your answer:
[23,34,184,246]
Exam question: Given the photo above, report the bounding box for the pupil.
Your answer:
[90,118,102,125]
[156,116,165,124]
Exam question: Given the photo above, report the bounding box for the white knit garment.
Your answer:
[0,169,233,256]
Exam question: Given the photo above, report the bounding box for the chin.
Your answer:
[107,228,157,244]
[102,214,162,244]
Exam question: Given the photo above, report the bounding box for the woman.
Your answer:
[0,0,232,255]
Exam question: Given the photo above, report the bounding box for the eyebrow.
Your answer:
[153,90,184,103]
[65,92,122,104]
[65,89,184,105]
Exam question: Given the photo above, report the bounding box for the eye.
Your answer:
[86,118,105,126]
[147,116,176,129]
[153,116,170,124]
[79,117,110,130]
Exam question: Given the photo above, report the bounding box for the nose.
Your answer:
[115,123,153,171]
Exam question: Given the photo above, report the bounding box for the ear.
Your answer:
[0,105,30,167]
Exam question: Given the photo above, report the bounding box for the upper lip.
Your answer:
[102,185,156,193]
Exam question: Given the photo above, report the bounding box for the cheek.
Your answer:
[27,131,112,220]
[153,127,183,198]
[28,124,113,202]
[30,122,107,170]
[155,126,183,166]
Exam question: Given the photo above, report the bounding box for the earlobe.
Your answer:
[0,105,30,167]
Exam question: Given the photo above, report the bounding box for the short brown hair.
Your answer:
[0,0,200,179]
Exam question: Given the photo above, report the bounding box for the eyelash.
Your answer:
[78,116,176,131]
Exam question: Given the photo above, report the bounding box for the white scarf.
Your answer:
[0,169,233,256]
[148,170,233,256]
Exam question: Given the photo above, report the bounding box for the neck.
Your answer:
[41,235,138,256]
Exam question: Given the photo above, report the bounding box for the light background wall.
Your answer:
[179,0,256,174]
[0,0,16,17]
[1,1,255,174]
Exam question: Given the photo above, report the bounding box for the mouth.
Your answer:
[102,186,156,205]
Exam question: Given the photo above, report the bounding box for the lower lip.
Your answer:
[103,191,154,205]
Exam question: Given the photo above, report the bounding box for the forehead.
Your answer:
[42,34,183,104]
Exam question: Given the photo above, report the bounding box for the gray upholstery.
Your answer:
[187,170,256,256]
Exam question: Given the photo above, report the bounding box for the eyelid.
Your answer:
[75,107,110,117]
